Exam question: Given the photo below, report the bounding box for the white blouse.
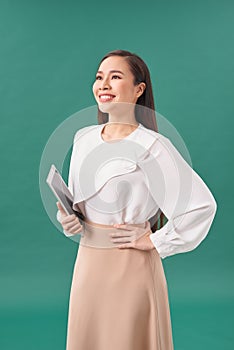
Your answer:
[57,122,217,259]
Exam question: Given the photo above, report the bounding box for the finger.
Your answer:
[56,202,67,216]
[110,237,133,244]
[62,214,78,225]
[113,224,132,231]
[117,243,133,249]
[69,224,83,234]
[63,219,81,231]
[109,232,132,238]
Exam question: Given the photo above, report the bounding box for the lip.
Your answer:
[98,93,116,103]
[99,93,116,97]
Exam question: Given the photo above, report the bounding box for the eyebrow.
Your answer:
[97,70,125,75]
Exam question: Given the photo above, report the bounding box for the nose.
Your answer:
[99,77,111,90]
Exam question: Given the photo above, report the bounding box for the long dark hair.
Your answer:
[95,49,165,233]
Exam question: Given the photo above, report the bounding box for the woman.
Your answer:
[56,50,217,350]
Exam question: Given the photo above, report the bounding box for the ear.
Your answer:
[136,82,146,98]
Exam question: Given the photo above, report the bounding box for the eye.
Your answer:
[95,75,102,80]
[112,75,121,79]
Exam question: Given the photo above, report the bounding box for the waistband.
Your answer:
[80,220,151,249]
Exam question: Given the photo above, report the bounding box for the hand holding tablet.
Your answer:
[46,164,85,235]
[56,201,84,236]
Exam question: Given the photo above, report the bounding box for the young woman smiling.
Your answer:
[57,50,217,350]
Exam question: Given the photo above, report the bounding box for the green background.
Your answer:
[1,0,233,349]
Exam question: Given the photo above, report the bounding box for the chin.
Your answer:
[98,101,134,114]
[98,102,119,114]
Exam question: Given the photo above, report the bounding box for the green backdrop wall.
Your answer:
[1,0,233,349]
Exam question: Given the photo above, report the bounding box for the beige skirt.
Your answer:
[66,220,174,350]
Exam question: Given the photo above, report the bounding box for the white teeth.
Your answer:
[99,95,114,100]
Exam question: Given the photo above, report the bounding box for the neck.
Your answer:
[103,114,139,138]
[107,111,138,127]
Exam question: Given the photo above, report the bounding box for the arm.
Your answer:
[147,135,217,259]
[56,130,84,238]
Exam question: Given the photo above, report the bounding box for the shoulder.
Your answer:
[73,124,100,143]
[138,124,189,163]
[138,123,172,150]
[139,123,168,141]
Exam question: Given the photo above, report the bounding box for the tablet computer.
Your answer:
[46,164,85,222]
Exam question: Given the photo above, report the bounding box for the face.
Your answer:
[92,56,145,113]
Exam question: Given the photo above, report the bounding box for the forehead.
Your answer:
[98,56,130,72]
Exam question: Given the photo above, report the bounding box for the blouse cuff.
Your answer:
[149,201,217,259]
[149,227,177,259]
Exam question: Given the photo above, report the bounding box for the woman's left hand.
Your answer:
[109,222,155,251]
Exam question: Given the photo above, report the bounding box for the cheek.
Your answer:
[92,82,97,94]
[117,81,130,94]
[123,81,134,91]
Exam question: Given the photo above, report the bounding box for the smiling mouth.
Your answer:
[99,95,116,102]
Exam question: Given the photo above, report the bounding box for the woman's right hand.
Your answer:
[56,201,83,235]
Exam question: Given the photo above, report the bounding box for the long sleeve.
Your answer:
[56,130,84,238]
[147,134,217,259]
